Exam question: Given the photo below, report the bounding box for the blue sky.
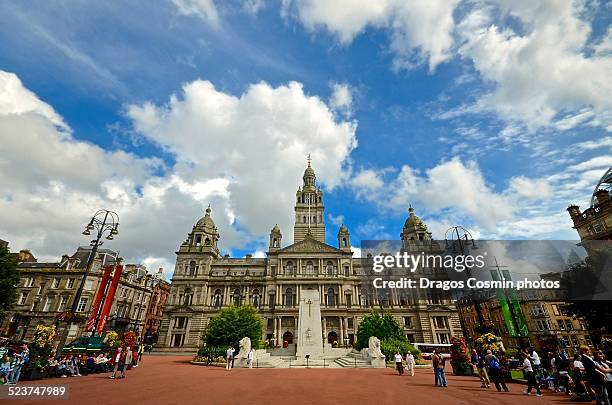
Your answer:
[0,0,610,276]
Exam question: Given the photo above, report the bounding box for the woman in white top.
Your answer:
[394,352,404,375]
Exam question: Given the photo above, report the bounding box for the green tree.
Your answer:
[202,305,263,349]
[355,310,406,349]
[0,244,20,321]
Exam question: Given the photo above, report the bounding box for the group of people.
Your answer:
[0,345,29,385]
[225,346,255,369]
[393,351,416,377]
[471,348,510,392]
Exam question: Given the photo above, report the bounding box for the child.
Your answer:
[1,355,11,384]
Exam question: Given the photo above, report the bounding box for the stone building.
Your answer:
[567,167,612,249]
[0,247,158,345]
[158,162,462,353]
[143,269,171,344]
[458,290,592,355]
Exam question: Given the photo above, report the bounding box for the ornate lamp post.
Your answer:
[444,226,489,335]
[57,209,119,354]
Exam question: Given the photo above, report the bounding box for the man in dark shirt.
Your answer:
[579,346,608,405]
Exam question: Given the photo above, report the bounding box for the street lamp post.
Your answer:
[444,226,489,336]
[57,209,119,354]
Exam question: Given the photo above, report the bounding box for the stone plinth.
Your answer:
[295,288,323,359]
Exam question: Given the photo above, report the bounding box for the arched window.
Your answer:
[213,289,222,308]
[285,288,294,307]
[312,216,316,224]
[302,216,306,223]
[360,289,370,307]
[326,261,334,275]
[205,237,211,245]
[273,238,279,247]
[195,235,202,245]
[189,261,197,276]
[252,289,260,308]
[342,238,347,247]
[285,261,294,275]
[344,265,350,276]
[305,261,314,275]
[233,289,241,306]
[327,287,335,307]
[184,289,193,305]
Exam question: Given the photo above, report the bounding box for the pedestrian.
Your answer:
[472,349,490,388]
[394,351,404,375]
[485,349,509,392]
[247,348,254,369]
[8,350,24,385]
[121,347,133,378]
[1,355,11,384]
[110,347,123,379]
[519,352,542,396]
[138,343,145,363]
[580,345,610,405]
[405,352,415,377]
[226,346,235,370]
[131,347,138,368]
[432,350,447,387]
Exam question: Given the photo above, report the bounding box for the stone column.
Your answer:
[322,316,327,344]
[339,316,344,347]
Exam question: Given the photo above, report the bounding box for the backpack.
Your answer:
[488,357,501,370]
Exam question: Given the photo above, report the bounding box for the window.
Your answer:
[171,334,185,347]
[188,261,197,276]
[19,292,28,305]
[76,297,88,312]
[233,289,241,306]
[285,261,294,275]
[252,289,261,308]
[173,316,188,329]
[557,320,565,330]
[344,265,350,276]
[433,316,448,329]
[531,304,547,316]
[305,261,314,275]
[551,304,560,316]
[564,319,573,331]
[326,261,334,276]
[184,293,193,306]
[24,277,34,287]
[85,279,94,290]
[436,333,450,344]
[133,307,139,319]
[536,319,551,331]
[52,278,61,288]
[284,288,294,307]
[66,278,75,289]
[58,296,68,312]
[404,317,413,328]
[213,289,222,308]
[327,288,335,307]
[43,296,55,312]
[37,285,43,295]
[345,293,351,308]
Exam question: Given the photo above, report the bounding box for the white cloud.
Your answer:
[455,0,612,132]
[0,71,357,279]
[171,0,219,25]
[286,0,459,71]
[507,176,552,200]
[329,82,353,116]
[0,71,67,130]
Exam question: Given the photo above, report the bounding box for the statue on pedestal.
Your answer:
[235,337,251,368]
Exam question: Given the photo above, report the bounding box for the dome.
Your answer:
[271,224,281,234]
[403,207,425,229]
[195,205,217,233]
[591,167,612,207]
[303,165,315,179]
[339,224,349,233]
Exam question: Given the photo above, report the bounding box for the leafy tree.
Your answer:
[356,310,404,350]
[0,244,20,321]
[202,305,263,349]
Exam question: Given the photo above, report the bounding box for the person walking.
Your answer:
[405,352,415,377]
[519,352,542,396]
[1,355,11,384]
[247,348,254,369]
[472,349,490,388]
[137,343,145,363]
[121,347,133,378]
[580,346,610,405]
[226,346,235,370]
[394,351,404,375]
[485,349,509,392]
[110,347,123,379]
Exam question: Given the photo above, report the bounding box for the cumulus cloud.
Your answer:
[455,0,612,132]
[285,0,459,71]
[0,71,358,279]
[329,82,353,116]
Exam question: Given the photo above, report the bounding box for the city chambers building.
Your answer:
[158,162,462,352]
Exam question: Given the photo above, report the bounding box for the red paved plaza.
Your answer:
[15,356,572,405]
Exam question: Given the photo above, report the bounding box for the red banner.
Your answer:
[85,265,113,332]
[97,264,123,333]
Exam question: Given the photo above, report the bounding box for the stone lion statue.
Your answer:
[238,336,251,358]
[368,336,384,358]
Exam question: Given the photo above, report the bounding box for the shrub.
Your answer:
[202,305,263,349]
[380,338,419,360]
